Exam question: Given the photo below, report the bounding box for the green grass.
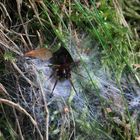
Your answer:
[0,0,140,140]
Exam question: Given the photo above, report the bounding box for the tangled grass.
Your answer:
[0,0,140,140]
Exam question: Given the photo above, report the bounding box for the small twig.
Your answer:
[16,0,33,48]
[28,0,43,25]
[0,2,12,22]
[0,29,23,56]
[1,96,44,139]
[112,0,131,33]
[13,108,24,140]
[11,61,35,86]
[0,83,9,96]
[33,66,49,140]
[0,98,37,126]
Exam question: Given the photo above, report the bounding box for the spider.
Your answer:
[49,47,77,95]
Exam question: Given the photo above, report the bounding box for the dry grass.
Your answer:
[0,0,140,140]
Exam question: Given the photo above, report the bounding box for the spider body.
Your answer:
[50,47,74,80]
[49,47,78,95]
[55,63,71,79]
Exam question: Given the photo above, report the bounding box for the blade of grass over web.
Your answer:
[90,2,139,136]
[74,1,139,85]
[91,0,140,85]
[94,1,138,138]
[93,1,139,82]
[72,1,138,139]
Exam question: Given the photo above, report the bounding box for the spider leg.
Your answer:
[46,64,60,80]
[48,72,54,80]
[50,79,58,95]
